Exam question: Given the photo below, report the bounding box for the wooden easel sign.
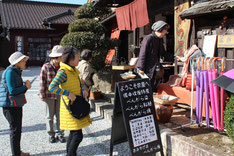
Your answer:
[110,79,164,156]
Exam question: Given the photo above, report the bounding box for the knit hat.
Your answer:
[151,20,168,31]
[49,45,64,58]
[9,52,29,65]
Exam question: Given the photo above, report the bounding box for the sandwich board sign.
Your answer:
[110,79,164,156]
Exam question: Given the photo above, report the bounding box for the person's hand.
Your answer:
[174,56,181,61]
[25,80,31,89]
[40,98,46,101]
[69,92,76,101]
[139,69,144,75]
[82,90,88,98]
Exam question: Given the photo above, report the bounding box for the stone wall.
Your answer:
[92,70,123,93]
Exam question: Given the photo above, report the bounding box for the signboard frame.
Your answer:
[110,79,164,156]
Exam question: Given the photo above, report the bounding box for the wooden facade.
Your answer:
[98,0,234,71]
[0,0,79,67]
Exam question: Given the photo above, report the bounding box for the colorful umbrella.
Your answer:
[212,57,221,130]
[198,57,204,124]
[219,58,226,131]
[208,58,217,129]
[212,68,234,94]
[203,57,210,127]
[196,57,201,124]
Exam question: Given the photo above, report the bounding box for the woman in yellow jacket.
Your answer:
[49,47,91,156]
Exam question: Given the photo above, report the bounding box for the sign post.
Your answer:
[110,79,164,156]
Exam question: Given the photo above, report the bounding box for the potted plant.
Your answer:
[90,87,102,99]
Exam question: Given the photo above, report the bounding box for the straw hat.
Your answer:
[49,45,64,58]
[8,52,29,65]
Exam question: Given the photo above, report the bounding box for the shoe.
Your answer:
[57,135,66,143]
[49,136,56,143]
[21,151,30,156]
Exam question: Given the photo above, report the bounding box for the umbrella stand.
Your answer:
[182,58,196,127]
[182,58,234,129]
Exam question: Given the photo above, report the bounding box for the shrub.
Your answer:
[68,19,106,35]
[224,95,234,141]
[60,3,118,71]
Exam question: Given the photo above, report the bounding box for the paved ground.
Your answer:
[0,67,130,156]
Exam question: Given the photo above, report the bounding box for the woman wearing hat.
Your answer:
[39,45,65,143]
[0,52,31,156]
[135,20,174,92]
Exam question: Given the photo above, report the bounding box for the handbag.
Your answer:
[62,95,90,119]
[0,81,26,107]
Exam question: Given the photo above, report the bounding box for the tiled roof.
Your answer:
[0,1,80,29]
[180,0,234,19]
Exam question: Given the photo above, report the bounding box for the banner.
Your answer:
[174,0,191,56]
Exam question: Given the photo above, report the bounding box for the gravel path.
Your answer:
[0,67,130,156]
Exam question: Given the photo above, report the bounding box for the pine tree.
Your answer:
[60,3,118,71]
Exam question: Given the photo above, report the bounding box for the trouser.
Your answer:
[3,107,22,156]
[150,72,163,93]
[45,98,64,137]
[66,130,83,156]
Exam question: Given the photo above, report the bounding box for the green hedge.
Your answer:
[60,32,98,50]
[74,3,111,19]
[68,19,105,35]
[224,95,234,141]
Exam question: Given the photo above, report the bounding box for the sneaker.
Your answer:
[49,136,56,143]
[21,151,30,156]
[57,135,66,143]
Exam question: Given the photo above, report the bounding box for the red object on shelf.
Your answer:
[90,90,101,100]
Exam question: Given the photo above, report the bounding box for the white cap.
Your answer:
[9,52,29,65]
[49,45,64,58]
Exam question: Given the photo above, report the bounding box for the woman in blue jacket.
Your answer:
[0,52,31,156]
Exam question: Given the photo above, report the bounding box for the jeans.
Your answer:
[3,107,22,156]
[67,129,83,156]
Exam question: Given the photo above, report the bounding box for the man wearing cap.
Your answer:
[39,45,65,143]
[0,52,31,156]
[135,20,174,92]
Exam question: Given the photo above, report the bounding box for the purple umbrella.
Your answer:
[195,58,201,124]
[198,57,204,124]
[203,57,210,127]
[212,58,221,131]
[208,58,217,129]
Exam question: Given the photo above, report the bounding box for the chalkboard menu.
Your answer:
[110,79,164,156]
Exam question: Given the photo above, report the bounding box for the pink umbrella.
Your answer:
[219,58,226,131]
[212,57,221,130]
[203,57,210,127]
[208,58,217,129]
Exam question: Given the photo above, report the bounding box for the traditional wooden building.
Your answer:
[0,0,79,67]
[94,0,234,71]
[180,0,234,71]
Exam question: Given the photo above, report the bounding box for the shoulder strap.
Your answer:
[1,68,9,92]
[62,96,71,112]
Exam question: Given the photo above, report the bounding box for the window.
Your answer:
[28,38,51,62]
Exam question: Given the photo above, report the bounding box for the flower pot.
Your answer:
[154,103,173,123]
[90,90,101,99]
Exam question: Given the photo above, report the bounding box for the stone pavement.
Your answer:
[0,67,130,156]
